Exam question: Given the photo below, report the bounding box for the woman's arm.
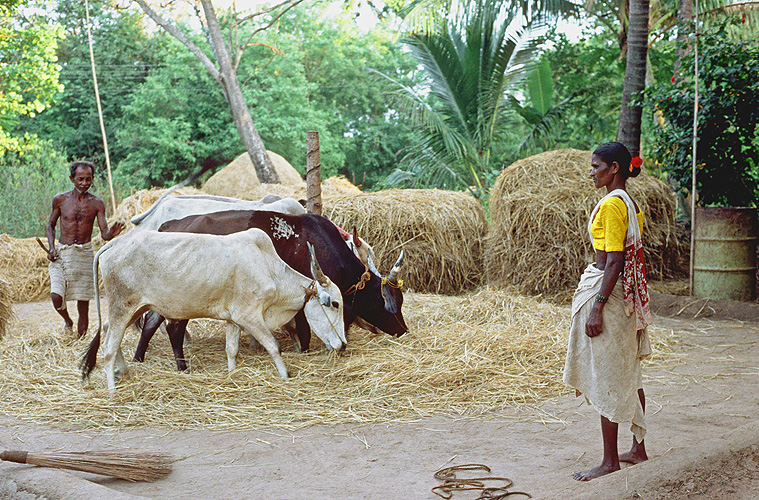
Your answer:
[585,250,624,337]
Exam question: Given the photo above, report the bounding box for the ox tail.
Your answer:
[80,243,109,379]
[130,164,217,225]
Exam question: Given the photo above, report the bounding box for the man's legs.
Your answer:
[51,293,73,329]
[573,416,620,481]
[619,388,648,464]
[76,300,89,338]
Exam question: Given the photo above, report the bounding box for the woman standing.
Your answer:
[563,141,653,481]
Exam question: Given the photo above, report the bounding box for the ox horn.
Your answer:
[387,249,404,283]
[352,226,362,247]
[307,242,329,286]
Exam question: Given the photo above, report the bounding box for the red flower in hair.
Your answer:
[630,156,643,171]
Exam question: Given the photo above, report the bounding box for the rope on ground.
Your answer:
[432,463,531,499]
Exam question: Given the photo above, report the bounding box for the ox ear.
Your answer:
[387,249,404,283]
[307,242,329,287]
[352,226,362,247]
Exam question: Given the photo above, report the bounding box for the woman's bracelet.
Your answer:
[594,293,608,304]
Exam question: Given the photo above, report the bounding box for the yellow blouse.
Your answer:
[591,196,645,252]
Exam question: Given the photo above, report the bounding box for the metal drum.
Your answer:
[693,207,758,302]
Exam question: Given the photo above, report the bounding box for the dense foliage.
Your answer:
[0,1,63,152]
[646,20,759,206]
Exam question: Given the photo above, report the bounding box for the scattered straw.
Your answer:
[324,189,487,295]
[0,289,678,431]
[486,149,685,302]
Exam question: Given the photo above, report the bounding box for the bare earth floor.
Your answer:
[2,293,759,500]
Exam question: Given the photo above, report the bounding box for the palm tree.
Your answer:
[617,0,650,155]
[382,0,544,194]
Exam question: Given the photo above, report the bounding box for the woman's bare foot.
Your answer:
[619,448,648,464]
[572,462,620,481]
[619,438,647,464]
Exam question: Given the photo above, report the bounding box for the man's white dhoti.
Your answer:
[48,242,95,304]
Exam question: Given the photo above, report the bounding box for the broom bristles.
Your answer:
[2,450,173,482]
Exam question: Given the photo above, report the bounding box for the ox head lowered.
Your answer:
[304,242,347,351]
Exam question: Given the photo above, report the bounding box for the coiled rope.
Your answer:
[432,464,531,500]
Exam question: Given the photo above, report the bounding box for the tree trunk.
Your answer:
[674,0,694,77]
[617,0,650,157]
[200,0,279,184]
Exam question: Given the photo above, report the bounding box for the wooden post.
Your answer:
[306,131,322,216]
[85,0,117,214]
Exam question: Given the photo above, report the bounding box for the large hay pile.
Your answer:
[207,175,362,203]
[203,151,305,198]
[325,189,487,295]
[0,278,14,339]
[485,149,684,302]
[0,234,50,303]
[0,289,680,430]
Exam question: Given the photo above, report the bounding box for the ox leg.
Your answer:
[293,310,311,353]
[225,323,241,372]
[166,319,189,371]
[102,319,129,392]
[237,319,288,378]
[133,311,166,362]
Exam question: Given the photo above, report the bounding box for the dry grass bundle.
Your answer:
[0,290,680,431]
[0,449,173,482]
[202,151,305,198]
[0,234,50,303]
[324,189,487,294]
[322,175,362,196]
[0,278,14,340]
[485,149,685,302]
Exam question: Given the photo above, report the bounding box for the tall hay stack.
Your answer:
[324,189,487,295]
[203,151,305,198]
[485,149,683,301]
[0,277,14,339]
[0,234,50,303]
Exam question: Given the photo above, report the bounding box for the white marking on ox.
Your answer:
[270,217,297,240]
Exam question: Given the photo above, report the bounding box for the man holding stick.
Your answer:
[45,161,124,338]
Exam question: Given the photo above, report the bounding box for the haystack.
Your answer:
[485,149,684,302]
[0,277,14,340]
[203,151,304,198]
[0,234,50,303]
[324,189,487,294]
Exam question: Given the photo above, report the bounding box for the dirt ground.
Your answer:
[2,292,759,500]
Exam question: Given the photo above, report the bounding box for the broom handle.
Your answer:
[1,450,29,464]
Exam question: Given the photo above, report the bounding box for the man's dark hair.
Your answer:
[69,161,96,178]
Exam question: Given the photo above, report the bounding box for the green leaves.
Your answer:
[527,58,552,115]
[0,4,64,153]
[646,21,759,207]
[385,0,542,195]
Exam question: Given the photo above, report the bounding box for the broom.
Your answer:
[1,449,174,482]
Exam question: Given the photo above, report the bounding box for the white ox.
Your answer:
[131,193,306,230]
[81,228,346,391]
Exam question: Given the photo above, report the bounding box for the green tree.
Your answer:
[383,0,542,195]
[131,0,311,183]
[20,0,160,166]
[0,0,63,153]
[268,3,418,188]
[646,20,759,207]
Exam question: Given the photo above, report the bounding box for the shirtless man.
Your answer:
[45,161,125,338]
